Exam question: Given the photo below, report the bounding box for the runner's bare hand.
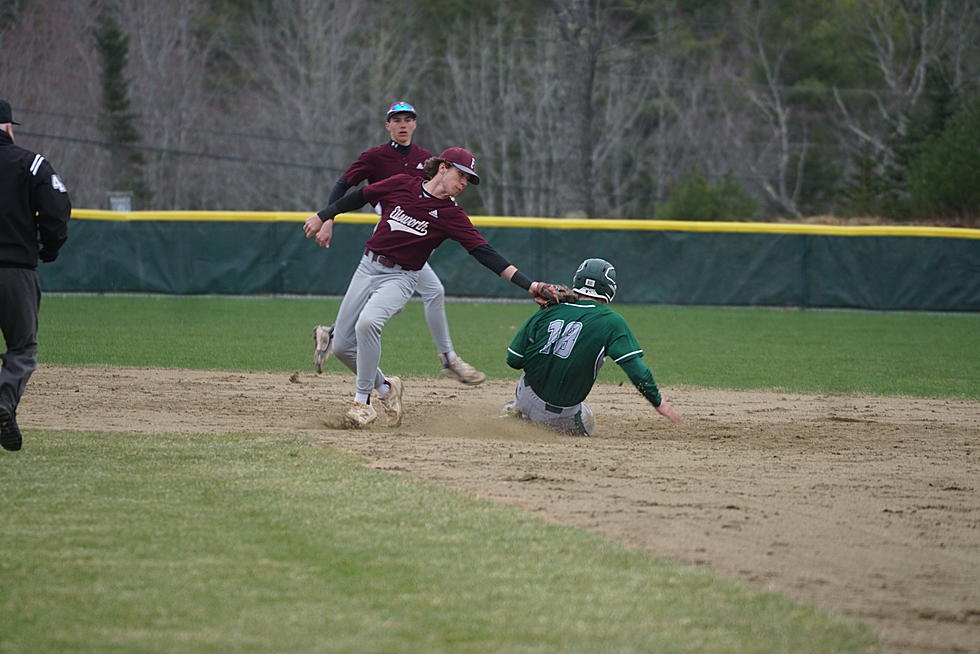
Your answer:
[303,215,323,238]
[315,220,334,248]
[656,398,683,422]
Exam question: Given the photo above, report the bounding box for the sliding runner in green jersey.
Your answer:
[504,258,682,436]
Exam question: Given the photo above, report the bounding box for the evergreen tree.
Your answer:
[94,3,148,208]
[657,169,757,221]
[908,94,980,221]
[839,142,899,218]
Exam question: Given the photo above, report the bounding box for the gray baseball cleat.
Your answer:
[342,401,377,429]
[378,376,404,427]
[0,406,23,451]
[441,354,486,385]
[313,324,334,374]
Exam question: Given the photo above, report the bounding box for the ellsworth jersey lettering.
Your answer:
[507,300,644,407]
[361,174,488,271]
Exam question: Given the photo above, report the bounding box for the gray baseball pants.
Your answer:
[332,254,421,397]
[507,373,596,436]
[0,268,41,414]
[370,204,451,354]
[416,263,453,355]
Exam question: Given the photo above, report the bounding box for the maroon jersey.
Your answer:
[342,142,432,186]
[362,174,489,271]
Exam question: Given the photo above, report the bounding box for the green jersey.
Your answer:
[507,299,662,407]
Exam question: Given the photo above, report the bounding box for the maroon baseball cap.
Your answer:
[439,147,480,185]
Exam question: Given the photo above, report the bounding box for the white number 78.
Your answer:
[540,319,583,359]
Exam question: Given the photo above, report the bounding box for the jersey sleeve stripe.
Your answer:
[30,154,45,176]
[613,349,643,362]
[507,348,524,358]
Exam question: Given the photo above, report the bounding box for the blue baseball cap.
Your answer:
[385,101,417,121]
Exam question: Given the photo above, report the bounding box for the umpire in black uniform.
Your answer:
[0,99,71,451]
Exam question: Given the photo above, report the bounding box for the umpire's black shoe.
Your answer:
[0,406,23,451]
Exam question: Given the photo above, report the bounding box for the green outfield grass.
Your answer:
[1,431,875,654]
[39,294,980,398]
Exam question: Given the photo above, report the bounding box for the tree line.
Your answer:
[2,0,977,222]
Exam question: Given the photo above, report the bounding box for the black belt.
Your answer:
[545,403,565,414]
[365,250,400,268]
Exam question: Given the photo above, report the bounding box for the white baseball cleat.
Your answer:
[499,401,522,419]
[441,354,486,385]
[342,401,377,429]
[577,404,596,436]
[313,324,334,374]
[378,376,404,427]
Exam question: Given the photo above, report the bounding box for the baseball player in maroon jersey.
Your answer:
[311,101,486,386]
[303,147,552,429]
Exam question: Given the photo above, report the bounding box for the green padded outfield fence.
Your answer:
[41,210,980,311]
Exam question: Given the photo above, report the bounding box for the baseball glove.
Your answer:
[533,282,577,308]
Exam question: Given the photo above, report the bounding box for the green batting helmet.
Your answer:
[572,258,617,302]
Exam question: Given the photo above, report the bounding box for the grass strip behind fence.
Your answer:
[0,431,876,654]
[39,294,980,398]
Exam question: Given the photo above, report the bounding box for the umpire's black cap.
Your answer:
[0,100,21,125]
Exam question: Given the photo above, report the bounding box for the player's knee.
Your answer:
[418,280,445,303]
[331,349,357,374]
[331,328,350,351]
[354,314,385,339]
[3,344,37,374]
[329,334,355,365]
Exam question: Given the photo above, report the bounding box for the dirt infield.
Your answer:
[22,365,980,654]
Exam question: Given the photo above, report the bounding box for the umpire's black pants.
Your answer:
[0,267,41,414]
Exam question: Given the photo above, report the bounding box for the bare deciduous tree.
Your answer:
[832,0,951,168]
[1,2,102,207]
[118,0,220,209]
[444,2,663,219]
[940,0,980,94]
[734,0,806,218]
[551,0,608,218]
[4,0,972,219]
[443,8,565,217]
[218,0,377,210]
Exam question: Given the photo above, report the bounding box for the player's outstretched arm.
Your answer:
[620,357,683,423]
[480,259,540,300]
[465,247,547,305]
